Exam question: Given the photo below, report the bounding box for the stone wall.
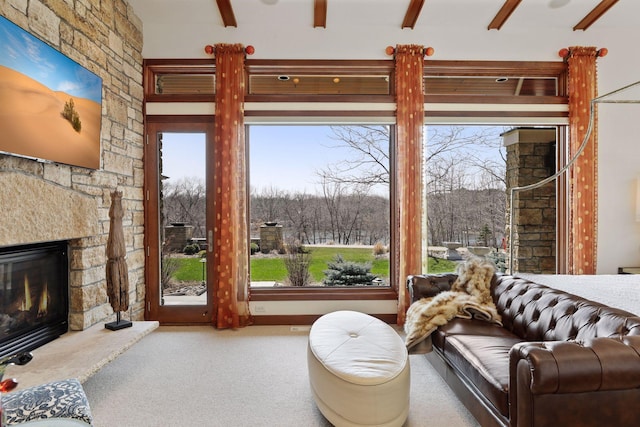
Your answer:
[504,128,556,274]
[0,0,144,330]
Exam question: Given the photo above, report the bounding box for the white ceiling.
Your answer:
[127,0,640,60]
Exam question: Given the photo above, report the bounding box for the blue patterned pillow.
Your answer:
[1,378,93,426]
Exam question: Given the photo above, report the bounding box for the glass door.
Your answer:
[145,121,214,323]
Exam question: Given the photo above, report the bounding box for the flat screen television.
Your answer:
[0,16,102,169]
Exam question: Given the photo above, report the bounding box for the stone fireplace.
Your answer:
[0,161,145,335]
[0,241,69,358]
[0,0,146,338]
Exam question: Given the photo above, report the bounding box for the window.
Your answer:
[248,125,391,288]
[422,60,568,274]
[424,125,507,273]
[142,58,569,322]
[423,124,561,275]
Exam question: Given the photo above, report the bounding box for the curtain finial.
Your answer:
[204,44,255,56]
[558,46,607,60]
[385,45,434,57]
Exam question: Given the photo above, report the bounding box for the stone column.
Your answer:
[164,223,194,253]
[260,223,283,254]
[504,128,556,274]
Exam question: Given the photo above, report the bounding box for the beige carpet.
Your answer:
[82,325,479,427]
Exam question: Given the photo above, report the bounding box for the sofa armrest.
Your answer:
[406,274,456,303]
[509,336,640,427]
[511,336,640,393]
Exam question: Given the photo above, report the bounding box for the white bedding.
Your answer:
[514,273,640,316]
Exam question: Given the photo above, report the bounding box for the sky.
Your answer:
[161,125,389,195]
[0,16,102,103]
[249,126,379,195]
[161,124,507,195]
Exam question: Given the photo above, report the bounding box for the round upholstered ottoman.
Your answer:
[307,310,410,427]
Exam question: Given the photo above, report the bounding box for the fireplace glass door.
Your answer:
[0,241,68,358]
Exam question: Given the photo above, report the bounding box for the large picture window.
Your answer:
[248,125,391,288]
[423,125,561,275]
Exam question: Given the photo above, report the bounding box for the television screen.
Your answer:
[0,16,102,169]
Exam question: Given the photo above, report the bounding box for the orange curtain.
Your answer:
[566,46,599,274]
[394,45,425,325]
[212,43,251,328]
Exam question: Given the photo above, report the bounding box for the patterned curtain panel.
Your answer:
[212,43,251,328]
[566,47,599,274]
[394,45,425,324]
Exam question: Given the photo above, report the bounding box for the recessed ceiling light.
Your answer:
[548,0,570,9]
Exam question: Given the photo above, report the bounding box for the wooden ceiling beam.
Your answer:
[314,0,327,28]
[402,0,425,29]
[573,0,619,31]
[216,0,237,28]
[487,0,522,30]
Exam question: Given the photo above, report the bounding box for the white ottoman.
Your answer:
[307,310,410,427]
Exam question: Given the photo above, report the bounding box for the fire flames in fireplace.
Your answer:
[38,281,49,318]
[15,275,49,317]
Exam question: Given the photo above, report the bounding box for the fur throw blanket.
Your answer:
[404,257,503,352]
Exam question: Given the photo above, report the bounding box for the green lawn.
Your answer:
[251,246,390,283]
[169,247,457,284]
[170,257,206,282]
[250,246,457,283]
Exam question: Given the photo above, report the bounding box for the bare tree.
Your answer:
[425,126,504,187]
[250,185,286,224]
[162,177,206,237]
[247,124,507,250]
[337,185,371,245]
[282,191,314,244]
[319,125,391,186]
[320,125,504,189]
[320,178,344,243]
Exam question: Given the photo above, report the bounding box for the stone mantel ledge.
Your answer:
[0,172,99,247]
[4,321,159,391]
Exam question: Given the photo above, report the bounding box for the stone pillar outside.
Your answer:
[504,128,556,274]
[260,223,283,254]
[164,223,194,253]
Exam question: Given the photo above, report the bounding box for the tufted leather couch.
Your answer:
[407,273,640,427]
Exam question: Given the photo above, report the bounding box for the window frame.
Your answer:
[247,122,398,304]
[143,58,570,319]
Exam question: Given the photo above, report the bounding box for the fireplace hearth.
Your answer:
[0,241,69,359]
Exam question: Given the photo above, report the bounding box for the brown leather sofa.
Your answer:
[407,273,640,427]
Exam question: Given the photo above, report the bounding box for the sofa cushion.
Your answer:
[1,378,93,426]
[444,334,522,417]
[435,320,524,418]
[436,318,510,339]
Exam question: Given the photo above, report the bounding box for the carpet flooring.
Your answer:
[82,325,479,427]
